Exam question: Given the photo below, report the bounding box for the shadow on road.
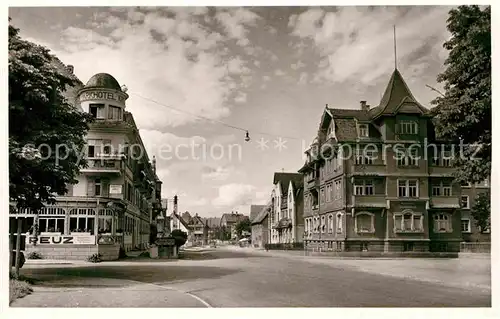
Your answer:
[21,264,240,288]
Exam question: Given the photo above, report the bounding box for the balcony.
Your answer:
[81,158,122,175]
[272,218,292,229]
[351,164,386,176]
[353,195,387,208]
[428,165,455,177]
[307,179,319,189]
[430,196,460,209]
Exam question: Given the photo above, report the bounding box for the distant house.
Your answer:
[270,172,304,244]
[251,204,271,248]
[220,212,247,240]
[204,217,221,240]
[187,214,209,246]
[170,212,190,245]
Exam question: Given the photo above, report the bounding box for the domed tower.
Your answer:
[77,73,129,120]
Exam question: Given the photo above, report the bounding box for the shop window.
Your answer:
[355,212,375,233]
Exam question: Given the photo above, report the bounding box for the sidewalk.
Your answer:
[11,278,210,307]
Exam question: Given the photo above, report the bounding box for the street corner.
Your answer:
[10,281,212,308]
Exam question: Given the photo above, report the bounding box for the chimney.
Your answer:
[67,65,74,74]
[360,101,370,111]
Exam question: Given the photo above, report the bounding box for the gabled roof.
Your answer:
[221,213,246,224]
[273,172,302,194]
[203,217,221,228]
[370,69,429,119]
[251,203,271,225]
[171,212,190,229]
[250,205,266,221]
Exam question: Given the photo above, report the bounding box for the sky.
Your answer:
[9,5,454,217]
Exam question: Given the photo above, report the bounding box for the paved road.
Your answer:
[15,248,490,307]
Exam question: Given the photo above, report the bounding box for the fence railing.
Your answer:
[460,242,491,253]
[264,242,304,250]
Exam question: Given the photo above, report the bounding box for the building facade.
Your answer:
[269,173,304,244]
[251,204,270,249]
[9,70,163,260]
[188,214,209,246]
[220,212,246,240]
[300,68,467,253]
[460,180,491,242]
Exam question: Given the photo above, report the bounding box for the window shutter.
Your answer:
[87,179,95,196]
[102,180,109,197]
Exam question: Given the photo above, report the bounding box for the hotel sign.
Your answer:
[79,90,126,103]
[26,235,96,245]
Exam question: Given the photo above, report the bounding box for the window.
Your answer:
[397,147,419,166]
[442,151,452,167]
[69,208,96,234]
[95,179,102,196]
[38,207,66,234]
[328,215,334,233]
[334,180,342,200]
[403,242,415,252]
[394,210,423,232]
[398,120,418,134]
[461,219,471,233]
[461,196,470,209]
[432,181,452,197]
[355,149,375,165]
[320,188,325,203]
[108,105,122,120]
[442,183,452,196]
[354,180,374,196]
[321,216,326,233]
[398,180,418,198]
[434,213,452,232]
[432,185,441,196]
[336,213,343,233]
[358,124,369,137]
[355,212,374,233]
[89,103,105,119]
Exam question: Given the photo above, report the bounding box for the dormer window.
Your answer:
[358,124,369,138]
[398,120,418,134]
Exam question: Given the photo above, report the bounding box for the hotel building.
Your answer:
[9,64,163,260]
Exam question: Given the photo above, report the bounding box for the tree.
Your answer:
[171,229,188,248]
[471,190,490,233]
[235,218,251,238]
[9,21,93,276]
[431,5,491,184]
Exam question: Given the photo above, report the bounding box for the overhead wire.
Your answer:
[130,92,304,141]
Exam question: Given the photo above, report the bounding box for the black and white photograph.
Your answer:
[4,1,496,315]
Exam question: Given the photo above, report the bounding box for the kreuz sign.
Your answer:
[27,235,96,245]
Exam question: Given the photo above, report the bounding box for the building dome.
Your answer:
[85,73,122,91]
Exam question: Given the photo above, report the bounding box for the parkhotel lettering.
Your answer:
[79,90,126,103]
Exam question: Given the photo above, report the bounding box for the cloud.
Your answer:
[215,8,261,46]
[234,92,247,103]
[298,72,309,85]
[212,183,257,207]
[275,69,286,76]
[291,60,306,70]
[289,6,452,85]
[202,166,232,181]
[52,9,256,130]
